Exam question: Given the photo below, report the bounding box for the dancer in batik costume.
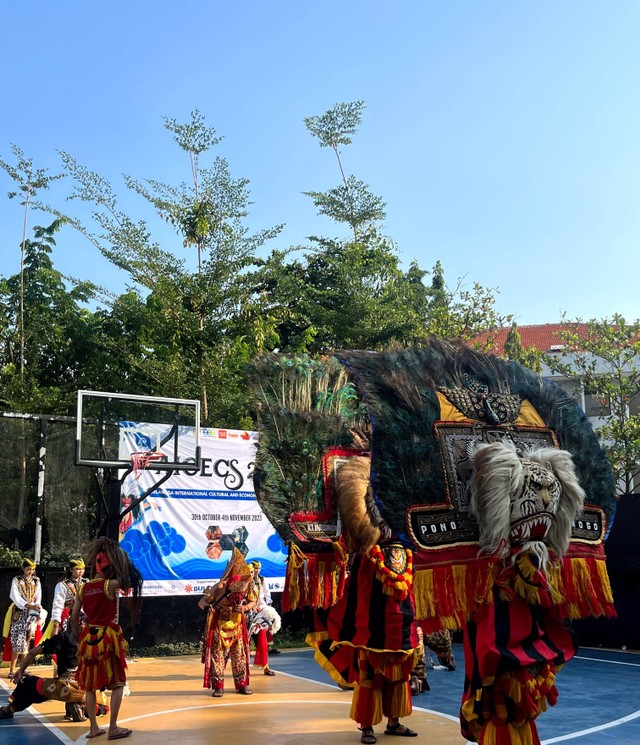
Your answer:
[3,558,47,676]
[0,629,87,722]
[249,560,281,676]
[50,558,87,636]
[199,548,257,696]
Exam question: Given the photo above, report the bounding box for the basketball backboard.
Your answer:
[76,390,201,471]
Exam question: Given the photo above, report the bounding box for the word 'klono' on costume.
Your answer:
[248,341,616,745]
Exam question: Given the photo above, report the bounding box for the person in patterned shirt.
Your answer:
[50,558,87,635]
[3,558,46,677]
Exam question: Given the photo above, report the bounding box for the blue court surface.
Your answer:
[1,644,639,745]
[278,645,640,745]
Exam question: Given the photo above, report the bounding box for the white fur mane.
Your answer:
[469,441,585,568]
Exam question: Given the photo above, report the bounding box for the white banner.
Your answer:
[117,424,287,597]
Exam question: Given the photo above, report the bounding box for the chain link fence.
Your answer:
[0,414,98,565]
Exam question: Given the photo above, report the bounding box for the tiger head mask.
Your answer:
[469,441,585,567]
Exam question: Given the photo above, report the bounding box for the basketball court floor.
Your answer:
[1,644,639,745]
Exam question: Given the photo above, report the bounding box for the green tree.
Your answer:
[423,262,512,342]
[503,321,542,373]
[544,315,640,494]
[0,145,64,381]
[0,220,97,412]
[303,101,386,242]
[248,104,509,355]
[53,110,281,424]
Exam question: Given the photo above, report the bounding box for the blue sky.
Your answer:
[1,1,640,325]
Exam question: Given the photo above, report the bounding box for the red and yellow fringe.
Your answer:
[350,647,415,726]
[462,664,558,745]
[283,541,350,611]
[414,549,615,631]
[76,622,127,691]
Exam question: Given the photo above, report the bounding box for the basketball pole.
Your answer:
[33,417,47,563]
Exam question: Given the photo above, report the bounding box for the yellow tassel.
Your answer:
[479,721,497,745]
[317,560,325,606]
[596,560,614,603]
[287,543,307,610]
[413,570,436,619]
[330,568,337,605]
[570,558,594,598]
[453,564,467,612]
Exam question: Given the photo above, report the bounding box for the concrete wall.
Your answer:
[0,568,286,648]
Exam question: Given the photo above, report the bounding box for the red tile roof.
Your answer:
[476,324,589,354]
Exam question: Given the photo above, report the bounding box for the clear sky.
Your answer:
[1,1,640,325]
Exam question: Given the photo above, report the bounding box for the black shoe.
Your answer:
[237,687,253,695]
[0,707,14,719]
[269,647,281,654]
[66,702,86,722]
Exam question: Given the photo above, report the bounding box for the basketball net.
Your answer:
[131,451,166,481]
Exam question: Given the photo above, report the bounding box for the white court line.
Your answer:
[541,708,640,744]
[265,660,640,742]
[575,654,640,667]
[5,651,640,745]
[103,699,459,737]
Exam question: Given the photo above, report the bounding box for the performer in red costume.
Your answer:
[248,560,281,676]
[71,538,142,741]
[199,548,257,697]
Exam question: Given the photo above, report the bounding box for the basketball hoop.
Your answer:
[131,451,167,480]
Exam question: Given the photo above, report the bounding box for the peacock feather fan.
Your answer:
[339,339,615,540]
[247,352,368,548]
[249,340,615,552]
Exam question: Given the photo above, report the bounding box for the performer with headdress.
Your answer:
[307,457,420,744]
[248,341,617,745]
[49,558,87,636]
[71,537,142,741]
[248,559,281,677]
[199,547,257,696]
[2,558,47,676]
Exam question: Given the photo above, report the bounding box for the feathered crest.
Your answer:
[249,340,614,555]
[339,339,615,540]
[247,352,368,546]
